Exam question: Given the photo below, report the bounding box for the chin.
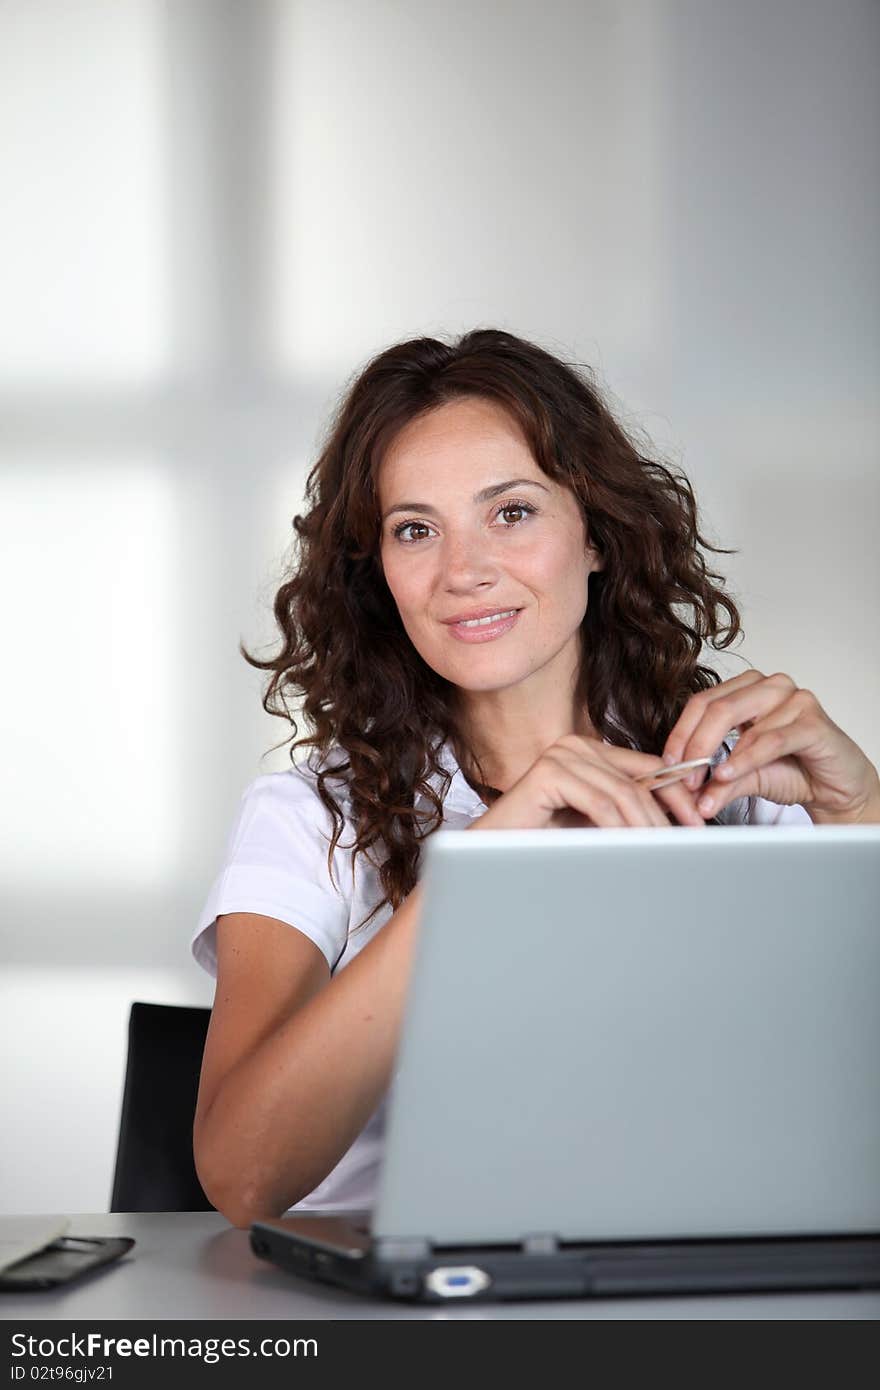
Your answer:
[445,664,531,692]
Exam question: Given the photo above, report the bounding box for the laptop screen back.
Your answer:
[373,826,880,1246]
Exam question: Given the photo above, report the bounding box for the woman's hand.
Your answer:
[470,735,708,831]
[662,670,880,825]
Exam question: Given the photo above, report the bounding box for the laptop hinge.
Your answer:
[373,1236,431,1261]
[522,1232,559,1255]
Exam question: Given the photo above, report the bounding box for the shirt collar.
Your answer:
[418,737,486,813]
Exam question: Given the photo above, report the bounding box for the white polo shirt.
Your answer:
[191,737,812,1212]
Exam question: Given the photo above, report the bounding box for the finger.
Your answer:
[670,674,800,787]
[711,695,806,795]
[549,753,670,828]
[637,758,711,789]
[571,763,670,828]
[663,671,766,765]
[551,767,627,827]
[553,738,706,824]
[702,717,823,814]
[695,712,816,816]
[650,780,708,827]
[634,765,709,824]
[554,735,665,779]
[693,767,760,820]
[634,784,679,828]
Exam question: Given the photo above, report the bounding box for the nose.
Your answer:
[439,528,500,594]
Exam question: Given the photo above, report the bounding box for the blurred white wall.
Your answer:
[1,0,877,1214]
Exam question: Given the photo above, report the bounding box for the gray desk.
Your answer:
[1,1214,878,1320]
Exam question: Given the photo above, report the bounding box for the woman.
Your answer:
[191,328,880,1228]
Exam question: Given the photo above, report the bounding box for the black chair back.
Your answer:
[110,1001,214,1212]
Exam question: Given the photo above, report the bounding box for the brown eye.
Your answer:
[392,520,433,544]
[495,499,537,527]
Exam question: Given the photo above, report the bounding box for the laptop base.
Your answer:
[250,1215,880,1303]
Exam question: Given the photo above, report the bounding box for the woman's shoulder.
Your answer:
[191,748,356,980]
[237,736,485,831]
[213,748,358,879]
[242,744,355,814]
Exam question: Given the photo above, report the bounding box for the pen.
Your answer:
[634,756,712,791]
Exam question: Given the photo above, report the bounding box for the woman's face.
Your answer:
[377,396,603,696]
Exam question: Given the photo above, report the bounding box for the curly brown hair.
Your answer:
[242,328,742,930]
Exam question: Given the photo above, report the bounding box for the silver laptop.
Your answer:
[251,825,880,1301]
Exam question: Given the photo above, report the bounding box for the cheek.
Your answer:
[525,532,584,587]
[380,549,426,617]
[378,541,401,591]
[532,537,592,626]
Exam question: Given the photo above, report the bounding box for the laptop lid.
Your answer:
[373,825,880,1247]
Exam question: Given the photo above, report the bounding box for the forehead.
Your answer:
[378,397,539,494]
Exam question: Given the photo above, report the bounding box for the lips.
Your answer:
[444,608,523,644]
[442,606,522,625]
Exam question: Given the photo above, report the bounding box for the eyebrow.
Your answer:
[381,477,550,523]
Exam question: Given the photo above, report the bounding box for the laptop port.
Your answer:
[424,1266,491,1298]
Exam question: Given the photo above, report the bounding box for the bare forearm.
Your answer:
[196,883,424,1226]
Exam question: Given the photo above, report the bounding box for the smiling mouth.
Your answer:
[452,608,520,628]
[444,608,523,643]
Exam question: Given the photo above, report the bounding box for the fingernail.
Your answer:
[663,751,677,766]
[698,794,714,814]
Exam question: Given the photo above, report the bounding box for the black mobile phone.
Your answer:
[0,1235,135,1291]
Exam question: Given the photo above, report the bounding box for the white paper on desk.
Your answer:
[0,1216,70,1273]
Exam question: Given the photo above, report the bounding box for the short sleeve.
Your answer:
[745,797,813,826]
[715,793,813,825]
[190,768,353,977]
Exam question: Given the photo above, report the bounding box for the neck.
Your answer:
[454,701,597,796]
[450,631,597,794]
